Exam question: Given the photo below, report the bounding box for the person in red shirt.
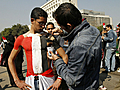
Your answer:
[8,7,55,90]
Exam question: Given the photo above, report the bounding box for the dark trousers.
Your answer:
[6,64,16,85]
[6,58,24,86]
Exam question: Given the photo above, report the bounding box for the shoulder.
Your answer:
[16,35,24,41]
[23,31,30,37]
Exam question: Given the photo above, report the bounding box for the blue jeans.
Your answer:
[105,49,116,71]
[34,80,39,90]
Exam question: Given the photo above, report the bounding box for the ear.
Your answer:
[67,23,72,27]
[31,18,35,24]
[67,23,73,30]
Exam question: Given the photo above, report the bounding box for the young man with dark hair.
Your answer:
[45,22,69,90]
[46,22,55,29]
[48,3,102,90]
[8,7,56,90]
[102,24,117,72]
[46,22,55,36]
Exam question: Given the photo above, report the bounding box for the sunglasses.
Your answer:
[36,21,46,26]
[47,28,55,30]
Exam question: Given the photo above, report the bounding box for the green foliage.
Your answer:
[97,25,103,33]
[0,23,29,41]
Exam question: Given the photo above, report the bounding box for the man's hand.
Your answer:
[47,78,62,90]
[102,36,104,39]
[52,39,61,51]
[47,51,60,61]
[15,80,32,90]
[52,28,63,36]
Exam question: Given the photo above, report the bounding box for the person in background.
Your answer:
[1,37,7,51]
[101,27,107,68]
[46,22,68,64]
[117,23,120,55]
[2,34,24,87]
[48,3,102,90]
[2,35,15,86]
[102,24,117,72]
[46,22,68,90]
[46,22,55,34]
[116,23,120,70]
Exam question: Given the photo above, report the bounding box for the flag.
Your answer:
[103,23,106,28]
[2,36,7,42]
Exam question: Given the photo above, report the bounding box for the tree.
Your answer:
[0,23,29,41]
[97,25,103,33]
[1,28,12,37]
[18,25,29,35]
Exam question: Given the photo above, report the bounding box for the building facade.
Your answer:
[41,0,112,28]
[80,9,112,28]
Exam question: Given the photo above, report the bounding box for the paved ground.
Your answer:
[0,63,120,90]
[99,68,120,90]
[0,61,27,90]
[0,48,120,90]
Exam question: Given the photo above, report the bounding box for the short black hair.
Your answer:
[106,24,112,29]
[31,7,48,20]
[53,3,82,27]
[46,22,55,28]
[7,34,15,42]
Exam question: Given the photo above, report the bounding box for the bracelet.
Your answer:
[57,76,62,80]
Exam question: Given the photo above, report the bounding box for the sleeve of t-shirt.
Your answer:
[13,35,24,50]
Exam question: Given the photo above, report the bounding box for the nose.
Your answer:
[50,28,52,31]
[42,25,45,28]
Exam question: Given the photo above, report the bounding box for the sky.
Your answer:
[0,0,120,32]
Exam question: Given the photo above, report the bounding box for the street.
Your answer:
[0,59,27,90]
[100,68,120,90]
[0,49,120,90]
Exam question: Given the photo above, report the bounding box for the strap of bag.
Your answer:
[74,33,100,86]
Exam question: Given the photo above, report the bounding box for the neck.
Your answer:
[30,26,37,34]
[29,29,35,34]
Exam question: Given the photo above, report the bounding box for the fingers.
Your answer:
[49,51,54,55]
[22,88,25,90]
[47,51,60,60]
[25,84,32,88]
[24,86,31,90]
[23,86,27,89]
[21,86,30,90]
[47,85,58,90]
[47,52,53,60]
[51,87,58,90]
[20,83,31,90]
[52,28,59,35]
[47,85,53,90]
[53,33,60,36]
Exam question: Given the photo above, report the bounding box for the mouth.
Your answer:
[35,29,43,33]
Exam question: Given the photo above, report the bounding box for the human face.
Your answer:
[32,16,47,33]
[59,24,74,33]
[106,27,110,31]
[56,20,74,33]
[46,24,55,34]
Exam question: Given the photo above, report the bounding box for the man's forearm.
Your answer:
[8,58,19,82]
[54,58,74,85]
[8,49,20,82]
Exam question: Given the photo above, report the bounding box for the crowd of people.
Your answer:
[0,2,120,90]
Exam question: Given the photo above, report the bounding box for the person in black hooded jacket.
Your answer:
[2,34,24,87]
